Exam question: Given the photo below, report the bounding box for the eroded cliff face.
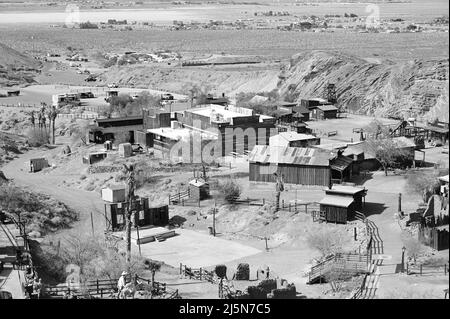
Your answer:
[278,51,449,120]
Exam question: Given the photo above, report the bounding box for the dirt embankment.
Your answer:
[100,64,280,95]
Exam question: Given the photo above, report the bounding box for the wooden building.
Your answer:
[188,179,210,201]
[146,127,217,161]
[310,104,338,120]
[87,116,144,144]
[324,185,367,211]
[318,195,355,224]
[418,195,449,251]
[179,104,276,156]
[27,158,49,173]
[248,145,352,186]
[82,151,107,165]
[269,131,320,148]
[103,198,169,232]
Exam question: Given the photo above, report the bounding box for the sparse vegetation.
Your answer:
[306,227,349,258]
[0,184,78,237]
[218,179,241,203]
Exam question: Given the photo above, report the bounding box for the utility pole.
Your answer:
[123,164,136,265]
[213,201,216,237]
[90,211,95,237]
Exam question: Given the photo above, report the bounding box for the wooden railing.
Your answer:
[180,263,216,283]
[407,262,449,276]
[169,189,190,205]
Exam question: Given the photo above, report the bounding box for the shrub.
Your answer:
[218,179,241,203]
[215,265,227,279]
[26,128,49,147]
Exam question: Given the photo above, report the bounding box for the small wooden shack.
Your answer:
[101,185,126,203]
[27,158,49,172]
[188,179,210,201]
[104,198,169,231]
[318,195,355,224]
[82,151,107,164]
[119,143,132,158]
[324,185,367,211]
[7,90,20,97]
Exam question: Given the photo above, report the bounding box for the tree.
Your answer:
[406,169,447,203]
[364,137,410,176]
[144,259,162,287]
[218,179,241,203]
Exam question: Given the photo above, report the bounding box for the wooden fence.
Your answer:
[43,276,180,299]
[407,262,449,276]
[179,263,216,283]
[168,189,190,205]
[0,103,40,108]
[57,113,99,119]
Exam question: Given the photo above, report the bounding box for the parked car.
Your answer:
[85,75,97,82]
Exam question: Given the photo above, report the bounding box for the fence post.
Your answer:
[282,200,284,209]
[420,264,422,275]
[96,279,99,294]
[199,268,202,280]
[179,263,182,275]
[445,264,447,275]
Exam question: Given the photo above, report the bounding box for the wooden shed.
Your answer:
[104,198,169,231]
[101,185,126,203]
[325,185,367,211]
[188,179,210,201]
[310,104,338,120]
[82,151,107,164]
[419,224,449,251]
[118,142,132,158]
[27,158,49,172]
[319,195,355,224]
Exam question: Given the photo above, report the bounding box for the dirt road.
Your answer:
[2,145,106,239]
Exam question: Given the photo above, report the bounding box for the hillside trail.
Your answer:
[2,143,106,239]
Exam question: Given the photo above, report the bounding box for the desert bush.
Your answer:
[306,227,349,258]
[402,234,425,263]
[26,128,50,146]
[218,179,241,203]
[215,265,227,279]
[257,279,277,294]
[0,184,78,236]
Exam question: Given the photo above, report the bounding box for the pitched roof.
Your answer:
[319,195,354,207]
[249,145,332,166]
[317,104,338,112]
[330,156,353,172]
[275,132,318,142]
[325,185,367,195]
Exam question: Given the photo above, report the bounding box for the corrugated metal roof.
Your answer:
[249,145,331,166]
[319,195,354,207]
[330,156,353,172]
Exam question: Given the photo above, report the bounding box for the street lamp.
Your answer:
[401,246,406,273]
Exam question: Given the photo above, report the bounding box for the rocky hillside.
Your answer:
[279,51,449,120]
[0,42,41,87]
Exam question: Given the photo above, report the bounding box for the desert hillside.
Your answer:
[100,51,449,120]
[280,51,449,119]
[0,42,41,86]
